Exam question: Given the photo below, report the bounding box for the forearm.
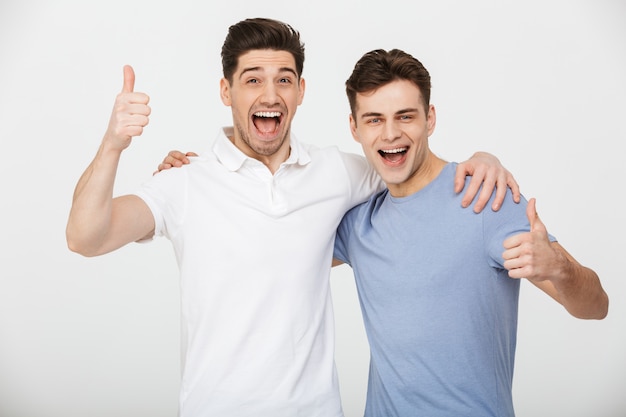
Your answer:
[552,260,608,320]
[66,141,123,256]
[538,245,609,320]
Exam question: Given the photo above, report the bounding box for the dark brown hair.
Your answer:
[221,18,305,83]
[345,49,431,119]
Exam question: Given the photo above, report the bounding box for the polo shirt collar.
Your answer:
[214,127,312,172]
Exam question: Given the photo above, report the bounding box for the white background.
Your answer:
[1,1,624,416]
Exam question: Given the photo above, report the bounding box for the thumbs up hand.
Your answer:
[104,65,151,152]
[502,198,564,282]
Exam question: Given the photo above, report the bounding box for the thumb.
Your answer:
[122,65,135,93]
[526,197,546,233]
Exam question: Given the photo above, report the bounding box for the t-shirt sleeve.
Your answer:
[483,192,557,269]
[333,206,356,265]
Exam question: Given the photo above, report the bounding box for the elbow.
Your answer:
[594,294,610,320]
[583,307,608,321]
[66,228,101,258]
[580,307,608,321]
[590,289,610,320]
[66,238,97,258]
[570,294,609,321]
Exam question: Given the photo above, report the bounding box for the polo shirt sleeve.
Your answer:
[338,151,385,207]
[133,167,188,240]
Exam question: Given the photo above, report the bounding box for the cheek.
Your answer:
[231,95,253,113]
[361,136,381,155]
[353,128,371,144]
[284,91,303,109]
[406,125,429,140]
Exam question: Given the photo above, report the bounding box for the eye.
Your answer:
[247,78,260,84]
[278,77,293,84]
[368,117,381,124]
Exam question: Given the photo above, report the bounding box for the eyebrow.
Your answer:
[360,107,420,119]
[239,66,298,79]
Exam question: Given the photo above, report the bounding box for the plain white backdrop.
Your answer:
[1,1,624,416]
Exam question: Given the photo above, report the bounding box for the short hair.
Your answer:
[345,49,431,119]
[221,18,305,83]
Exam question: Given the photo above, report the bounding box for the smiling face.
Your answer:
[350,79,441,197]
[220,49,305,171]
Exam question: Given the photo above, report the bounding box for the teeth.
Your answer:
[380,148,407,154]
[254,111,281,118]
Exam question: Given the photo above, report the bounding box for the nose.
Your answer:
[382,121,401,142]
[260,83,279,105]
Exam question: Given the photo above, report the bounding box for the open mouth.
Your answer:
[378,147,408,163]
[253,111,282,135]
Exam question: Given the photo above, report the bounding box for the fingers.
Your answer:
[122,65,135,93]
[457,163,522,213]
[488,168,521,211]
[526,197,548,234]
[490,176,507,212]
[112,101,151,138]
[119,65,150,106]
[502,234,528,276]
[453,167,467,194]
[154,163,173,175]
[506,171,521,203]
[104,66,152,152]
[503,198,551,279]
[526,197,537,228]
[166,150,191,165]
[471,184,492,213]
[460,165,492,213]
[155,150,196,173]
[459,176,481,210]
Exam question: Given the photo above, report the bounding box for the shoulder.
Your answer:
[303,144,368,167]
[300,144,379,185]
[343,189,388,221]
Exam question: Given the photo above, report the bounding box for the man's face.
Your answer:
[220,49,305,167]
[350,79,436,197]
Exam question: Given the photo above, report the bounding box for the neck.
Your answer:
[227,134,291,175]
[387,155,447,198]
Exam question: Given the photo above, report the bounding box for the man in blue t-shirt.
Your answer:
[333,48,608,417]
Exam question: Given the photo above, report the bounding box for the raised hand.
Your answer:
[104,65,151,152]
[502,198,562,281]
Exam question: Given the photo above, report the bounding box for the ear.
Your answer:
[220,78,231,106]
[349,114,361,144]
[427,104,436,136]
[297,77,306,105]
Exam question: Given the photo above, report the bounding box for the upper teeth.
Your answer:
[381,148,406,154]
[255,112,281,117]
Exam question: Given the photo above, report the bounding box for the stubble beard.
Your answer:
[235,122,289,157]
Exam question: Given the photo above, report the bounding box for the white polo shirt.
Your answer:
[135,127,381,417]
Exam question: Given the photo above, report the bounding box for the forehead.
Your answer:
[235,49,297,75]
[356,79,423,113]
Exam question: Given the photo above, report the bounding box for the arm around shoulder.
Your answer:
[455,151,521,213]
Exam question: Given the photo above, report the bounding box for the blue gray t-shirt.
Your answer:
[335,163,551,417]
